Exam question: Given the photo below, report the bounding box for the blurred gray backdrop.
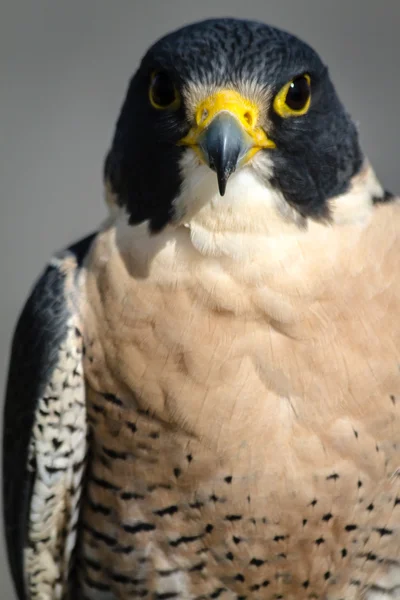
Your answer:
[1,1,399,596]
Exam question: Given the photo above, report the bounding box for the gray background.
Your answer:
[0,1,399,596]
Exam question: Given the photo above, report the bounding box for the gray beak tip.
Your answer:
[199,112,249,196]
[217,173,228,196]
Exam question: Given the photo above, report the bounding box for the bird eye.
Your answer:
[273,74,311,118]
[149,71,180,110]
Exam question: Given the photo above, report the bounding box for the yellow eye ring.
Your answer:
[149,71,181,110]
[273,74,311,118]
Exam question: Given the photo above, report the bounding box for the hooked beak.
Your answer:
[179,90,276,196]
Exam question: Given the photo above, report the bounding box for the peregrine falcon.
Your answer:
[3,17,400,600]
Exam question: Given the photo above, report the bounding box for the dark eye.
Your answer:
[149,71,180,110]
[273,74,311,118]
[285,76,311,111]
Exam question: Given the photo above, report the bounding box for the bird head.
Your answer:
[105,18,363,234]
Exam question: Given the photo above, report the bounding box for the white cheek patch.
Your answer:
[173,151,379,248]
[114,150,381,268]
[330,161,382,225]
[172,150,219,222]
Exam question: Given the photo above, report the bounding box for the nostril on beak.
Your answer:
[197,108,209,126]
[243,111,253,127]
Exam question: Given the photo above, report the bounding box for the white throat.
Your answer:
[173,150,302,258]
[113,153,383,281]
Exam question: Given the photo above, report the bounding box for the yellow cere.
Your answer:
[273,74,311,118]
[180,89,276,151]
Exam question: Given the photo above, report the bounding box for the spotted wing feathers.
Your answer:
[3,234,95,600]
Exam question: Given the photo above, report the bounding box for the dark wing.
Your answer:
[3,233,96,600]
